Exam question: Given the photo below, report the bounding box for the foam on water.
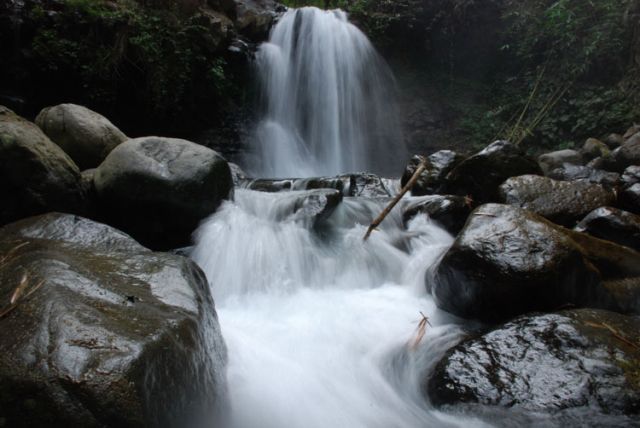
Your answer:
[192,190,491,428]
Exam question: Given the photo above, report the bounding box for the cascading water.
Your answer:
[192,190,490,428]
[193,6,488,428]
[248,7,406,178]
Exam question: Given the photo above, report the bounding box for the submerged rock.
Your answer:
[0,213,227,428]
[431,204,616,322]
[401,151,465,196]
[35,103,127,170]
[288,189,343,226]
[575,207,640,251]
[427,309,640,418]
[94,137,232,250]
[538,149,584,175]
[499,175,616,227]
[0,106,84,225]
[402,195,472,235]
[442,141,541,204]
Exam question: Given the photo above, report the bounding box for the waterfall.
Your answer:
[192,190,490,428]
[248,7,407,178]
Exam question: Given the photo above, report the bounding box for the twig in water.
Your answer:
[409,311,432,351]
[363,159,428,241]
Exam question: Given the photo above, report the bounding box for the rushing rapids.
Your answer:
[192,189,491,428]
[247,7,406,177]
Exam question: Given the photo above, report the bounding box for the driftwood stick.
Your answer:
[363,159,428,241]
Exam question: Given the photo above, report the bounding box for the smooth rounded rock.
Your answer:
[538,149,584,175]
[432,204,613,322]
[0,106,83,225]
[402,194,472,235]
[0,213,227,428]
[35,104,127,170]
[401,151,465,196]
[427,309,640,420]
[94,137,232,249]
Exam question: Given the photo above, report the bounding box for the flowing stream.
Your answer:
[192,6,488,428]
[192,190,490,428]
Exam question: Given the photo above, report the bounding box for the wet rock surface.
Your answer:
[94,136,232,250]
[432,204,615,322]
[0,213,227,428]
[401,151,465,196]
[499,175,616,227]
[547,163,620,188]
[442,141,541,204]
[35,103,127,170]
[575,207,640,251]
[427,309,640,419]
[402,195,472,235]
[0,106,84,226]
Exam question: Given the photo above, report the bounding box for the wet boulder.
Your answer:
[0,213,227,428]
[0,106,84,225]
[602,277,640,315]
[547,164,620,188]
[401,151,465,196]
[442,141,541,204]
[94,137,233,250]
[575,207,640,251]
[35,104,127,170]
[622,165,640,188]
[287,189,342,226]
[623,125,640,140]
[538,149,584,175]
[402,195,472,235]
[620,184,640,215]
[498,175,616,227]
[604,133,624,149]
[427,309,640,420]
[431,204,614,322]
[339,173,394,198]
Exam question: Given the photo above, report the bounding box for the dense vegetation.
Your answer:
[0,0,246,136]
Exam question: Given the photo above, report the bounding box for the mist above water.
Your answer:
[248,7,407,178]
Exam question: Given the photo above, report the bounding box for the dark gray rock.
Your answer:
[0,106,84,225]
[575,207,640,251]
[341,173,394,198]
[432,204,618,322]
[612,133,640,172]
[622,125,640,140]
[499,175,616,227]
[427,309,640,419]
[94,137,232,250]
[547,164,620,188]
[0,213,227,428]
[288,189,343,226]
[620,183,640,215]
[401,151,465,196]
[622,165,640,188]
[538,149,584,175]
[402,195,472,235]
[35,104,127,170]
[234,0,282,41]
[442,141,542,204]
[604,133,624,149]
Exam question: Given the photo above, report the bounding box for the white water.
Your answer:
[248,7,407,177]
[192,190,491,428]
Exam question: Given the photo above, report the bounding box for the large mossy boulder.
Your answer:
[35,104,127,170]
[427,309,640,422]
[575,207,640,252]
[401,151,465,196]
[441,141,541,204]
[431,204,619,322]
[499,175,616,227]
[94,137,233,250]
[0,106,84,225]
[0,213,227,428]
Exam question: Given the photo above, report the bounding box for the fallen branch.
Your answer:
[363,159,428,241]
[585,321,640,352]
[409,311,432,351]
